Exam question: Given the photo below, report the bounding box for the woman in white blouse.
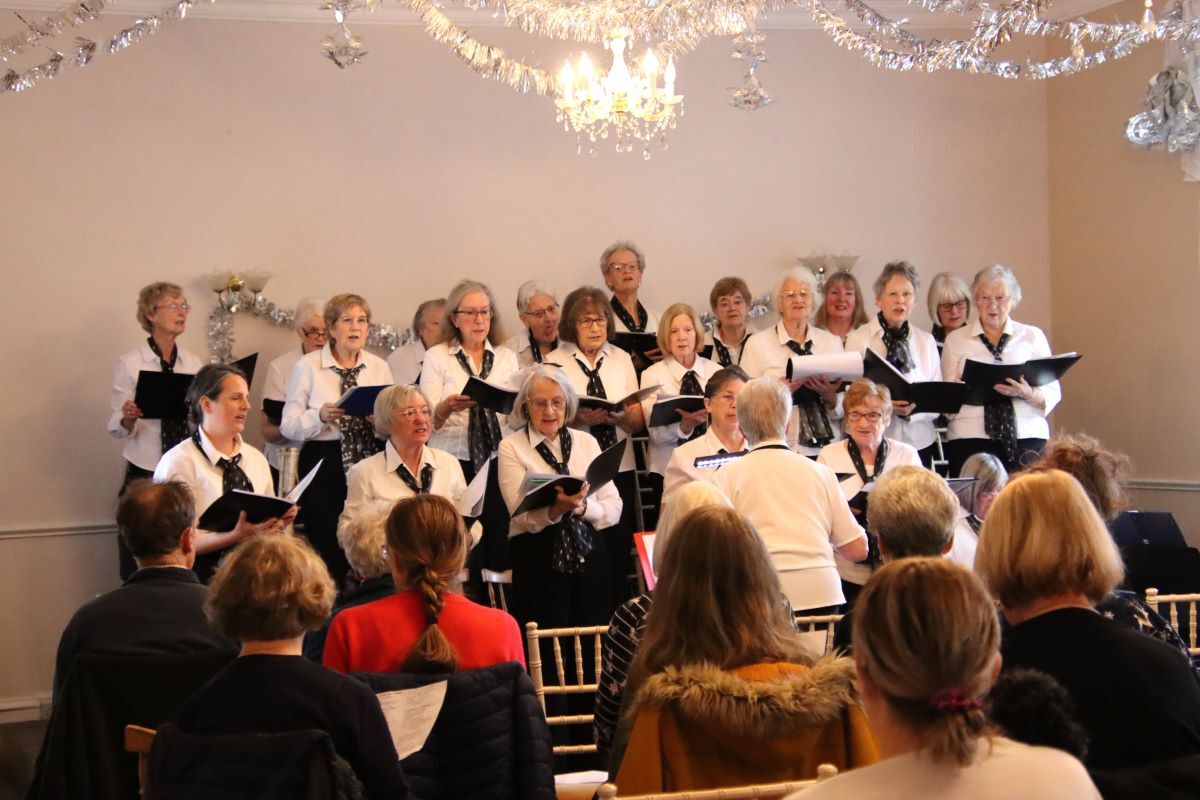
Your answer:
[601,241,662,371]
[420,279,519,574]
[504,280,560,368]
[927,272,973,347]
[109,282,204,578]
[817,379,922,605]
[845,261,943,466]
[282,293,393,583]
[640,303,721,486]
[941,264,1060,475]
[703,277,755,367]
[498,366,623,632]
[661,366,748,506]
[342,385,467,526]
[813,270,869,345]
[740,267,845,457]
[260,298,326,488]
[155,363,293,582]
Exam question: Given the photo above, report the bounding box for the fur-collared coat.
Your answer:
[613,658,879,794]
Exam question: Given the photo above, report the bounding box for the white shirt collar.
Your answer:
[967,317,1015,338]
[320,341,364,370]
[449,339,496,357]
[558,340,612,364]
[384,439,433,474]
[525,425,564,456]
[194,425,243,466]
[774,320,810,346]
[714,326,751,347]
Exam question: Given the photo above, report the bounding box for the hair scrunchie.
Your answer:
[930,688,983,713]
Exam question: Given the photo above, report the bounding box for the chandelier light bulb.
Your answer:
[1140,0,1156,34]
[642,49,660,77]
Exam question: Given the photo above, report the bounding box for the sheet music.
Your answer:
[377,680,448,760]
[284,459,323,503]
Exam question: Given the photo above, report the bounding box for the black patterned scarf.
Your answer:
[396,460,433,495]
[193,429,253,495]
[148,337,190,454]
[978,332,1018,464]
[454,348,504,472]
[879,312,914,373]
[533,426,594,574]
[711,330,750,367]
[610,295,648,332]
[677,368,706,444]
[785,339,834,448]
[574,356,618,450]
[332,362,382,471]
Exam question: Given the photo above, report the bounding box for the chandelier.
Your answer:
[555,33,683,157]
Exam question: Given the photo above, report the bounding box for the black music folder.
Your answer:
[262,398,285,425]
[232,352,258,388]
[512,439,627,516]
[577,385,660,413]
[648,394,705,427]
[197,460,321,531]
[462,376,518,415]
[961,353,1081,405]
[611,331,659,358]
[335,384,391,417]
[863,350,968,415]
[134,371,194,420]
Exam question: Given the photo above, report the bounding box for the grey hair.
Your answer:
[515,280,557,313]
[412,298,446,336]
[868,466,958,560]
[653,481,732,568]
[509,365,579,428]
[292,297,327,331]
[773,267,819,314]
[873,261,922,299]
[441,279,505,345]
[599,241,646,274]
[373,384,429,438]
[926,272,973,321]
[736,377,792,446]
[957,452,1009,513]
[336,499,392,579]
[972,263,1023,310]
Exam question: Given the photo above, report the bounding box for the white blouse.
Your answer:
[419,340,520,462]
[845,317,943,451]
[702,327,754,366]
[262,345,306,470]
[639,355,722,475]
[497,426,623,538]
[661,427,743,505]
[108,341,204,472]
[386,339,426,387]
[739,321,846,456]
[816,437,923,586]
[153,427,275,533]
[545,341,640,473]
[280,343,393,445]
[502,331,556,370]
[940,318,1061,442]
[341,441,467,525]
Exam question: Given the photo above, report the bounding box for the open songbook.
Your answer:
[462,376,518,415]
[960,353,1081,405]
[133,371,194,420]
[648,394,705,427]
[512,439,627,516]
[862,350,968,415]
[578,385,660,413]
[335,384,391,417]
[196,460,322,532]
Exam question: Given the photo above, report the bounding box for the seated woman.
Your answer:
[956,451,1007,542]
[975,470,1200,769]
[661,367,748,505]
[323,493,524,673]
[610,506,878,793]
[795,558,1099,800]
[169,534,408,799]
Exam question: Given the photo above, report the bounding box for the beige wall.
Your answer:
[1047,0,1200,541]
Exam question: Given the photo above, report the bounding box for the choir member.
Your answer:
[282,294,392,584]
[387,298,447,386]
[261,298,326,488]
[661,366,748,505]
[941,265,1060,474]
[109,282,203,578]
[600,241,662,371]
[504,280,560,367]
[155,364,293,582]
[845,261,943,466]
[740,267,845,457]
[927,271,973,345]
[813,270,868,344]
[703,277,755,367]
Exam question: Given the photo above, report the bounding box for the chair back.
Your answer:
[596,764,839,799]
[1145,588,1200,658]
[482,568,512,612]
[125,725,156,795]
[792,613,844,655]
[524,622,609,755]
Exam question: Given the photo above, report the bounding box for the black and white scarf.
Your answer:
[610,295,649,332]
[879,312,914,373]
[575,356,618,450]
[785,339,834,448]
[332,362,382,472]
[533,426,594,574]
[978,332,1018,464]
[193,429,253,495]
[454,348,504,473]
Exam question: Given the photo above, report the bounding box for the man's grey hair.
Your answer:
[736,377,792,446]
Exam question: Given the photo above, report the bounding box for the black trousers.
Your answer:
[609,470,644,606]
[297,441,351,587]
[917,441,940,470]
[460,457,512,574]
[118,462,154,580]
[945,437,1047,477]
[510,524,612,636]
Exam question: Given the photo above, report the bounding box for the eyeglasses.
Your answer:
[455,308,492,320]
[977,295,1010,308]
[522,304,559,320]
[398,407,431,419]
[607,263,641,273]
[301,326,329,339]
[847,411,883,423]
[578,317,607,329]
[337,315,369,326]
[781,289,811,300]
[937,300,968,313]
[712,391,738,404]
[155,303,191,313]
[529,397,566,411]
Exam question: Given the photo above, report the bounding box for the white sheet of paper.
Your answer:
[284,459,324,503]
[377,680,448,759]
[456,459,489,518]
[554,770,609,785]
[788,350,864,380]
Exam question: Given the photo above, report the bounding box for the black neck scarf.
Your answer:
[332,362,382,472]
[845,436,889,567]
[879,312,914,373]
[454,348,503,473]
[574,355,618,450]
[978,332,1019,464]
[711,329,750,367]
[932,324,947,344]
[193,430,252,494]
[528,328,555,365]
[785,339,834,448]
[610,295,648,332]
[149,337,190,454]
[533,426,594,574]
[396,460,434,495]
[677,368,706,443]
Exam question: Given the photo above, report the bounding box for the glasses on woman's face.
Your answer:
[578,317,607,329]
[847,411,883,423]
[522,304,559,320]
[155,302,191,313]
[398,406,431,420]
[977,295,1010,308]
[712,391,738,404]
[938,300,968,314]
[455,307,491,321]
[607,263,641,274]
[301,326,329,340]
[529,397,566,411]
[781,289,811,301]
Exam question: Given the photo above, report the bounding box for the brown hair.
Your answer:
[1032,433,1131,521]
[853,558,999,767]
[814,271,869,330]
[558,285,616,345]
[387,494,469,673]
[843,378,893,424]
[118,479,195,560]
[186,363,249,427]
[324,293,372,329]
[136,282,184,333]
[206,535,335,642]
[709,276,751,309]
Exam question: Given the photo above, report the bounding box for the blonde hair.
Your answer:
[136,282,184,333]
[387,494,469,673]
[814,271,869,330]
[868,467,958,559]
[656,302,704,356]
[843,378,893,425]
[336,500,392,579]
[853,558,999,767]
[652,482,732,568]
[926,272,972,323]
[975,470,1125,609]
[206,535,335,642]
[373,385,429,438]
[1032,433,1131,521]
